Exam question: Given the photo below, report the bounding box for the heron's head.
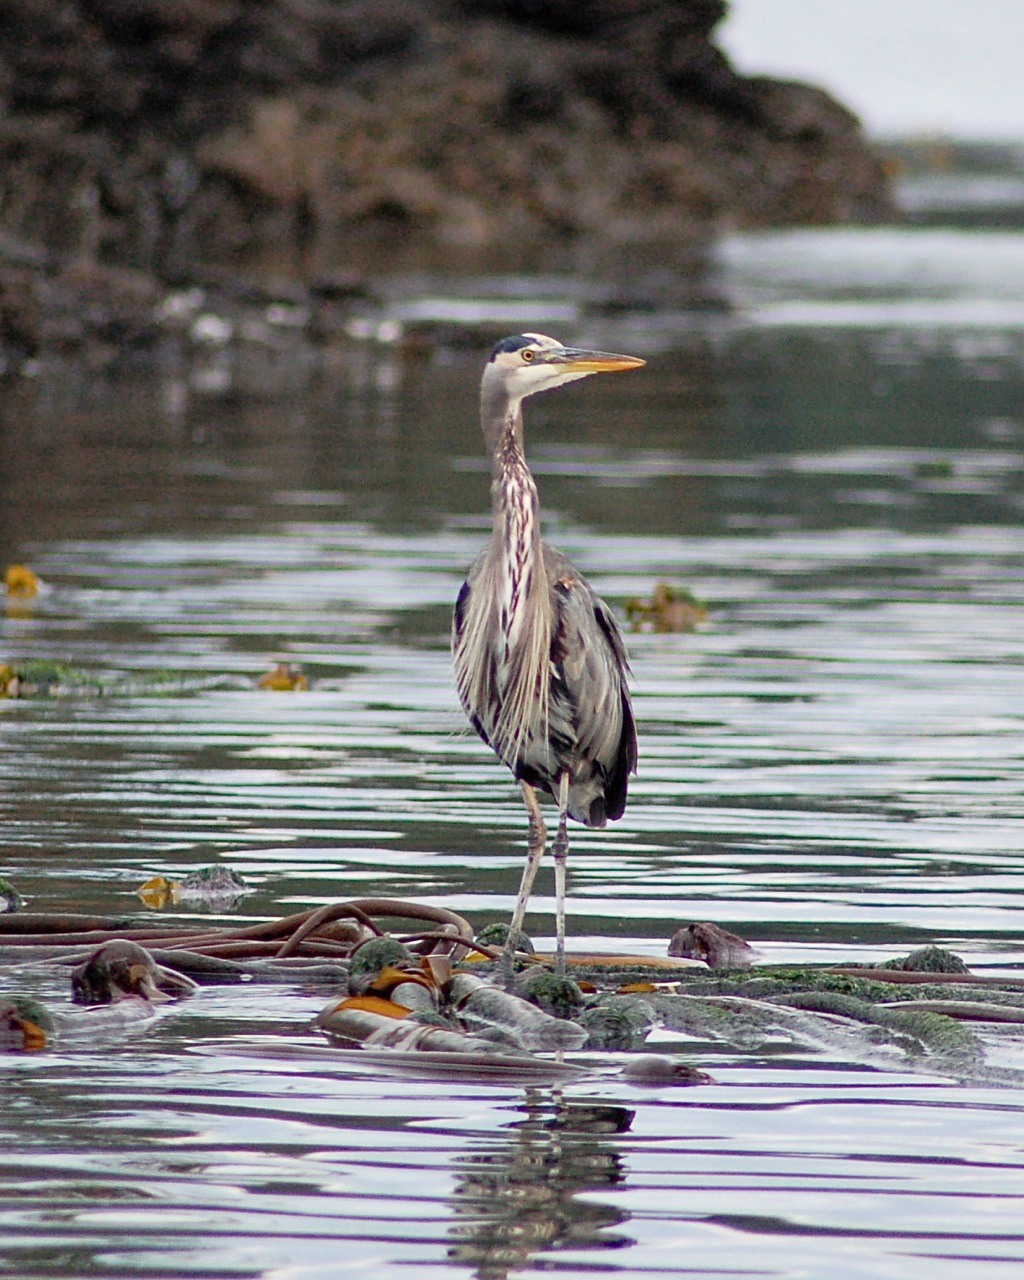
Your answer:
[483,333,645,409]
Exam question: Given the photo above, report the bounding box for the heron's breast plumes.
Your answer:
[454,466,552,773]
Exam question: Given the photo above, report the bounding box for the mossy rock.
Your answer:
[774,990,981,1063]
[579,996,657,1051]
[475,922,535,956]
[516,969,584,1021]
[0,878,24,913]
[349,937,415,986]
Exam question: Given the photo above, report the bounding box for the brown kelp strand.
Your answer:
[0,899,479,971]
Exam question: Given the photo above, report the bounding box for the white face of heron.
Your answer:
[485,332,645,406]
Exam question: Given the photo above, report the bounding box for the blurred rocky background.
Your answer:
[0,0,894,365]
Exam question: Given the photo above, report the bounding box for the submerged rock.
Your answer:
[881,946,972,975]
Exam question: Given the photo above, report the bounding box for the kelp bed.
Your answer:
[5,899,1024,1085]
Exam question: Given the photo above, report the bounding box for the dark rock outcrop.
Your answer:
[0,0,893,288]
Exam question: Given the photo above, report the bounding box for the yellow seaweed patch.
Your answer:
[625,581,707,633]
[367,965,435,997]
[137,875,181,909]
[20,1018,48,1052]
[258,662,309,691]
[337,995,411,1018]
[4,565,40,599]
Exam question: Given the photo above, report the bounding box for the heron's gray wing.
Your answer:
[453,552,497,749]
[544,548,637,825]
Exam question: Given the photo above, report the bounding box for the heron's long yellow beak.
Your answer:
[540,347,646,373]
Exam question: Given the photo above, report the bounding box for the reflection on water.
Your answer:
[3,224,1024,1276]
[447,1096,633,1278]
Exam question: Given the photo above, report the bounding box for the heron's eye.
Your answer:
[521,349,535,362]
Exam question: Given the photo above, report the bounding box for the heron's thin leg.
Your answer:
[498,781,547,988]
[552,772,570,977]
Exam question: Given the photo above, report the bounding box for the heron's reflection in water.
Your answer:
[447,1088,634,1280]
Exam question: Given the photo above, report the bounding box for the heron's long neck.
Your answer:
[489,405,540,648]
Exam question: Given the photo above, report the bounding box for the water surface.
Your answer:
[2,224,1024,1277]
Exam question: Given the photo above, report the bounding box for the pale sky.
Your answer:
[718,0,1024,140]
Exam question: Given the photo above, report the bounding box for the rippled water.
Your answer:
[2,226,1024,1277]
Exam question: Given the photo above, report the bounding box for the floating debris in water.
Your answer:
[349,961,441,1015]
[180,866,248,898]
[349,937,417,985]
[138,876,181,909]
[913,458,956,479]
[14,900,1024,1083]
[316,1000,529,1058]
[138,866,249,910]
[317,961,588,1057]
[625,582,708,633]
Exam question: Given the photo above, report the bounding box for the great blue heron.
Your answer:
[453,332,645,979]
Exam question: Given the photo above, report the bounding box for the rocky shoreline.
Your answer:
[0,0,894,370]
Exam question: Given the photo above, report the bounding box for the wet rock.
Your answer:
[71,940,198,1005]
[620,1054,713,1086]
[317,1000,532,1057]
[0,0,893,369]
[775,989,982,1066]
[447,971,587,1050]
[668,922,754,969]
